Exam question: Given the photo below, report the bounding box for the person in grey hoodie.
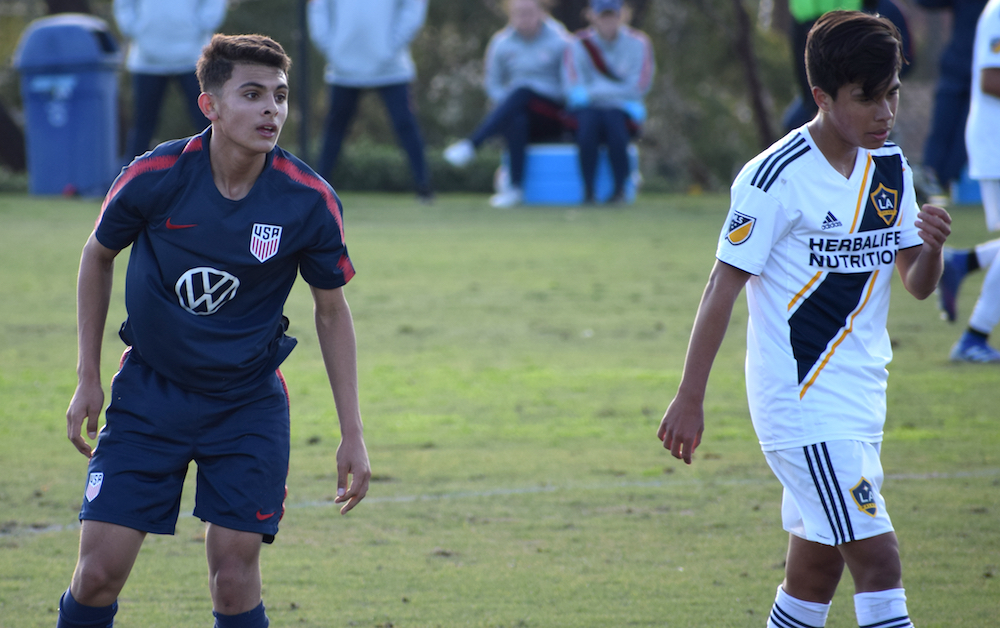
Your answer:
[308,0,432,201]
[113,0,227,161]
[443,0,572,208]
[564,0,654,204]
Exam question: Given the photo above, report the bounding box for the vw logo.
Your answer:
[174,267,240,315]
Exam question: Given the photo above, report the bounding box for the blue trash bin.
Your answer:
[14,14,122,197]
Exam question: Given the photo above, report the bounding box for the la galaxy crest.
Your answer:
[851,478,878,517]
[869,183,898,226]
[726,211,756,245]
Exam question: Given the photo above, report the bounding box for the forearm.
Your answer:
[313,290,364,439]
[897,245,943,300]
[76,235,116,385]
[982,68,1000,99]
[676,264,746,399]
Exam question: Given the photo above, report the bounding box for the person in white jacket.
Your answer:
[308,0,433,201]
[113,0,227,161]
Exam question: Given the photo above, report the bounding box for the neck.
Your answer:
[208,132,268,201]
[807,117,858,179]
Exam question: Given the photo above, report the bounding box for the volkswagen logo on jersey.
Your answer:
[250,223,283,263]
[175,267,240,316]
[726,211,756,245]
[851,478,878,517]
[869,183,899,226]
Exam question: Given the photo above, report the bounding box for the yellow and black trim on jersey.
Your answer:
[789,152,905,397]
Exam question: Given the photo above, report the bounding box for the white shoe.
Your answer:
[489,187,522,208]
[443,139,475,167]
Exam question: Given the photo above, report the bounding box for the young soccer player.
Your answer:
[657,11,951,628]
[58,34,370,627]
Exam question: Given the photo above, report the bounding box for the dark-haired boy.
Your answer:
[58,34,370,628]
[657,11,950,628]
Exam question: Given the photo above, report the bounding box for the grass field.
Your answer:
[0,192,997,627]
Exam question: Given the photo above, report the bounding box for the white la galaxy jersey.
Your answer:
[717,126,922,451]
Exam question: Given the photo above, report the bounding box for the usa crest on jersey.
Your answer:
[250,223,283,263]
[726,211,756,245]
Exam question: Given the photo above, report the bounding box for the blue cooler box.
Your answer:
[502,143,639,205]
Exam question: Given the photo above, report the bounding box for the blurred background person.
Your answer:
[443,0,572,209]
[113,0,227,161]
[308,0,433,202]
[563,0,654,204]
[938,0,1000,362]
[914,0,988,197]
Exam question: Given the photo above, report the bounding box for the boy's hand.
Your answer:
[657,394,704,465]
[66,381,104,458]
[335,434,370,514]
[915,204,952,252]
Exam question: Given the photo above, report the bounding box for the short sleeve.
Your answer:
[298,194,355,290]
[716,181,792,276]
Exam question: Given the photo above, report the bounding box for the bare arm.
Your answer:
[896,204,952,300]
[311,285,370,514]
[982,67,1000,99]
[657,260,750,464]
[66,233,119,458]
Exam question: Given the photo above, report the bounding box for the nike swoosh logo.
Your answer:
[256,510,276,521]
[165,217,197,230]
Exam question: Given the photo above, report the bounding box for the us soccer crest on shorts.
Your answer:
[85,472,104,502]
[726,211,755,245]
[851,478,877,517]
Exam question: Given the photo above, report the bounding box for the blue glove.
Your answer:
[567,86,590,109]
[622,100,646,124]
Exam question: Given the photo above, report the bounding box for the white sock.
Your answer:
[854,588,913,627]
[968,249,1000,334]
[767,585,831,628]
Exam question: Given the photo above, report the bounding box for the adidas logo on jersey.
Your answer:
[821,211,842,230]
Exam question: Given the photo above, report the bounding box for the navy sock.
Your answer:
[57,589,117,628]
[213,601,269,628]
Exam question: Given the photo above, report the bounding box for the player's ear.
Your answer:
[198,92,218,121]
[812,85,833,113]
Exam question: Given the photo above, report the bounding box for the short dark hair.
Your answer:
[805,10,902,100]
[196,34,291,93]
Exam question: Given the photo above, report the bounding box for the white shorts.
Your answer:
[763,441,894,546]
[980,179,1000,232]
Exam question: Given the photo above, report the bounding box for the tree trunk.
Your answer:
[45,0,91,13]
[0,104,26,172]
[731,0,775,149]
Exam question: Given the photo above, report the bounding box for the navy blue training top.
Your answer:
[96,128,355,395]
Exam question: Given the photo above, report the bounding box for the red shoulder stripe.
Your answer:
[272,155,346,242]
[97,154,179,227]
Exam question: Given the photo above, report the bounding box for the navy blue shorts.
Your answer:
[79,351,290,542]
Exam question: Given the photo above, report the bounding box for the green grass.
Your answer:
[0,192,997,627]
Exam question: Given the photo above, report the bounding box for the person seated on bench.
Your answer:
[443,0,572,208]
[564,0,654,204]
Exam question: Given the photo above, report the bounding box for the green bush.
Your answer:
[327,140,501,194]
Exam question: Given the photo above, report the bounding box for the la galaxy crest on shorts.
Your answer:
[727,211,756,245]
[851,477,878,517]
